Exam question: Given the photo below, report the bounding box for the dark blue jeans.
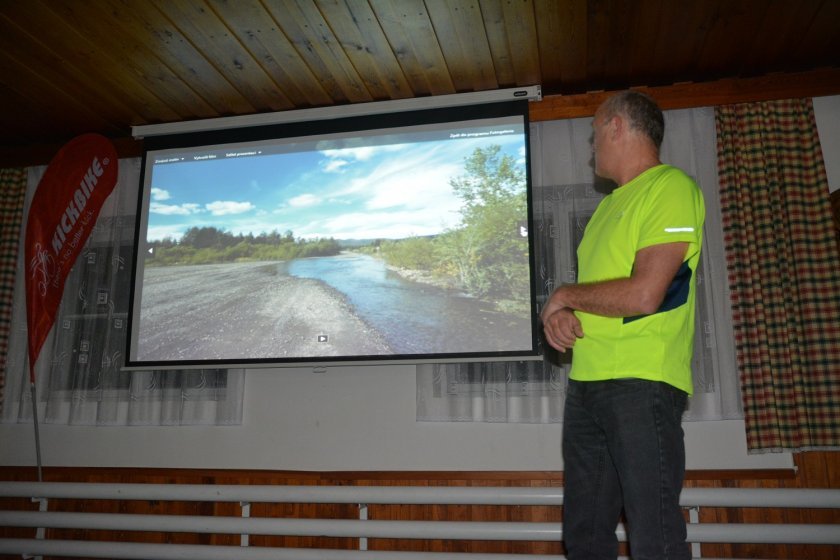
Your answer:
[562,379,690,560]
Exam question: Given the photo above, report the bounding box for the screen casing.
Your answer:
[126,101,540,370]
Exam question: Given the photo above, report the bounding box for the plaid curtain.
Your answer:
[0,168,28,414]
[715,98,840,451]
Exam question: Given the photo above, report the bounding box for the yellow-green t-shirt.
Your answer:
[570,164,705,394]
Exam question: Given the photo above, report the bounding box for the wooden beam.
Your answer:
[3,68,839,168]
[529,67,840,121]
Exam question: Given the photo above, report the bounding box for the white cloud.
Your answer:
[334,143,463,216]
[151,187,171,201]
[147,224,188,242]
[322,146,377,161]
[310,208,452,240]
[323,159,348,173]
[149,202,202,215]
[206,201,255,215]
[288,193,320,207]
[320,144,408,174]
[363,162,461,212]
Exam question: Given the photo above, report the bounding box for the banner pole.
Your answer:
[29,381,43,482]
[22,133,117,486]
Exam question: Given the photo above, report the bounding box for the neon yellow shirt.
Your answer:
[570,164,705,394]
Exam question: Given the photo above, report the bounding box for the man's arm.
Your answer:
[541,242,689,352]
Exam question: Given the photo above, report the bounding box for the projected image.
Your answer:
[130,111,536,367]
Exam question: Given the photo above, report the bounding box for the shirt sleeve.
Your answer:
[637,168,705,254]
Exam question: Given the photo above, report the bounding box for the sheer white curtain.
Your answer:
[1,157,244,426]
[417,107,743,423]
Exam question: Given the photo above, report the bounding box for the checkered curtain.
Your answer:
[715,98,840,451]
[0,168,28,415]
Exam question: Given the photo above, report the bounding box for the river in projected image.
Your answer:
[134,254,533,363]
[287,252,530,355]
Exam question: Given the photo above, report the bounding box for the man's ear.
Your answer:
[609,114,623,139]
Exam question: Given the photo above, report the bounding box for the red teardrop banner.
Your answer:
[24,133,119,383]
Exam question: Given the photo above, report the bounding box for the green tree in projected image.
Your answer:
[370,145,530,312]
[148,227,342,265]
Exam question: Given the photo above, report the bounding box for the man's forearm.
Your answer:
[548,278,652,318]
[545,242,689,320]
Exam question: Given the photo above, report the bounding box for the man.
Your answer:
[541,91,705,560]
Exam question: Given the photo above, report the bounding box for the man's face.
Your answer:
[591,108,614,179]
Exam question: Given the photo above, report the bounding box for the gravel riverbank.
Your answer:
[135,261,392,363]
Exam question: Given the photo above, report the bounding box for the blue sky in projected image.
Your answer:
[146,132,526,242]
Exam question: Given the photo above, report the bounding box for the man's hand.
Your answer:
[540,242,690,352]
[541,303,584,353]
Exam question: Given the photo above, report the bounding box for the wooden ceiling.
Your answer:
[1,0,839,165]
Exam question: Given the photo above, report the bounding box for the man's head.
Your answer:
[598,91,665,149]
[592,91,664,184]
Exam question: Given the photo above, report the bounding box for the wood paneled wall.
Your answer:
[1,451,838,559]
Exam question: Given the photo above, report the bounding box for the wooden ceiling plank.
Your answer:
[0,50,125,144]
[481,0,541,88]
[425,0,498,92]
[208,0,333,108]
[644,0,710,85]
[740,0,823,74]
[0,80,98,148]
[263,0,373,104]
[583,0,610,90]
[0,13,143,136]
[769,0,839,70]
[285,0,377,103]
[369,0,455,96]
[477,0,517,87]
[534,0,588,93]
[1,0,182,125]
[113,0,258,116]
[624,0,667,86]
[600,0,636,88]
[315,0,415,101]
[43,0,219,121]
[498,0,541,87]
[795,0,840,62]
[152,0,294,113]
[693,0,767,80]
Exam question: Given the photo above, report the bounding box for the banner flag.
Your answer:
[24,133,118,383]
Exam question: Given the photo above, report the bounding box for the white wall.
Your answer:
[0,364,790,471]
[814,95,840,192]
[6,96,839,474]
